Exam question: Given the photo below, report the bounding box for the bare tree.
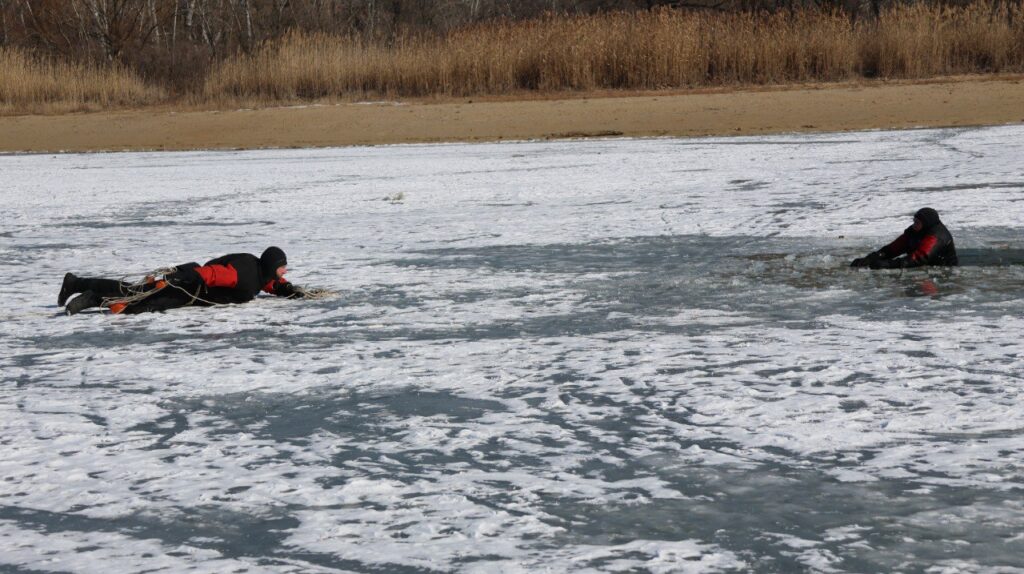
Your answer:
[0,0,9,46]
[79,0,161,60]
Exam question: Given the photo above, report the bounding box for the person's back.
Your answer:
[195,250,297,305]
[189,252,265,305]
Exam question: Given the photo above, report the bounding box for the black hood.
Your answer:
[913,207,942,231]
[260,246,287,280]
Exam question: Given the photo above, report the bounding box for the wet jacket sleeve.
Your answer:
[879,234,908,258]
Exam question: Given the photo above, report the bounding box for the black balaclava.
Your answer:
[260,246,288,281]
[913,207,941,231]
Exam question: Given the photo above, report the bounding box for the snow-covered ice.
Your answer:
[2,126,1023,572]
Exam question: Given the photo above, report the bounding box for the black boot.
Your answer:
[65,291,102,316]
[58,273,81,306]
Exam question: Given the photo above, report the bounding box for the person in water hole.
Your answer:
[850,207,958,270]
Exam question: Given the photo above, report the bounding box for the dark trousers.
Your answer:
[76,277,198,314]
[123,289,198,314]
[76,278,137,298]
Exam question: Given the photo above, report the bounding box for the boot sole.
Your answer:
[65,291,100,316]
[57,273,77,307]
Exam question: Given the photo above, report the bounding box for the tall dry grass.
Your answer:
[204,2,1024,102]
[864,1,1024,76]
[0,48,164,114]
[2,2,1022,114]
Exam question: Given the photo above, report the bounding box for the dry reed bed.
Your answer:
[0,48,164,114]
[2,2,1022,113]
[204,3,1024,100]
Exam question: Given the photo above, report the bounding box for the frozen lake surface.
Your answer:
[2,126,1024,573]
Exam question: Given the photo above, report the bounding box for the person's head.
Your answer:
[912,207,940,232]
[260,246,288,280]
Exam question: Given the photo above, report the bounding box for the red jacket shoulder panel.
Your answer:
[910,235,939,262]
[196,264,239,289]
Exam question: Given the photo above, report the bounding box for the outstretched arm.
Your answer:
[851,234,909,268]
[878,234,909,259]
[868,235,941,269]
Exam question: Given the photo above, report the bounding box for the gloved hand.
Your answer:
[273,281,305,299]
[851,251,882,268]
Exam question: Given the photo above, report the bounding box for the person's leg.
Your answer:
[78,278,135,297]
[59,273,137,305]
[65,290,103,315]
[121,289,195,314]
[65,278,163,316]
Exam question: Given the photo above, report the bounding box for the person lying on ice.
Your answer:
[850,207,958,269]
[59,246,304,315]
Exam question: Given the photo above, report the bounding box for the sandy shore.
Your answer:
[1,77,1022,153]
